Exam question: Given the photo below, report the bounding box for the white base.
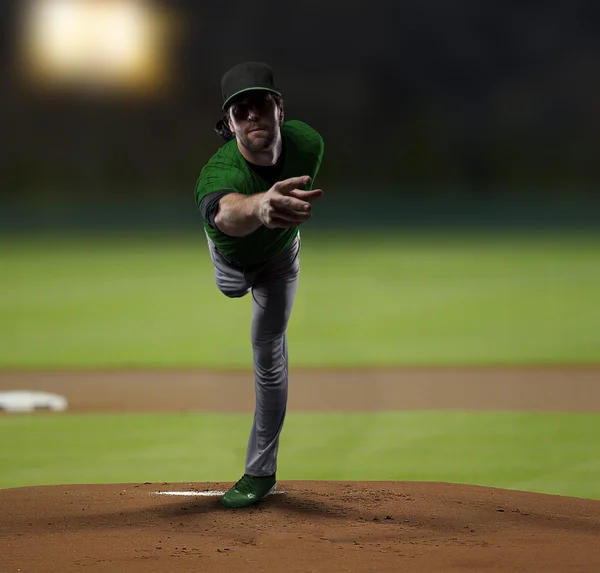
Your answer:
[0,391,68,413]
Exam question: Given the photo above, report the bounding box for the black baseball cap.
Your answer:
[221,62,282,110]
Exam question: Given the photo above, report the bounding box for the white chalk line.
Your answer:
[153,490,285,497]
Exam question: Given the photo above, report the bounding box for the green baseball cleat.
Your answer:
[221,474,277,509]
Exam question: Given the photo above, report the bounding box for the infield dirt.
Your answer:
[1,366,599,572]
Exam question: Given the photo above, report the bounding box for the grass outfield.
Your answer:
[1,230,599,368]
[1,411,598,500]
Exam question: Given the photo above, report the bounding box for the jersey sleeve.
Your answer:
[194,146,242,226]
[199,189,236,227]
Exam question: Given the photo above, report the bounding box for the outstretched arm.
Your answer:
[214,176,324,237]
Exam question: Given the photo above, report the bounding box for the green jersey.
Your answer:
[195,120,324,268]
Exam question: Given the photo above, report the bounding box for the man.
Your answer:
[194,62,325,508]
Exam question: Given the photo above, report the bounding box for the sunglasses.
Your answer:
[229,93,274,121]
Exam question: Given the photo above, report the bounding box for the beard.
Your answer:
[238,125,278,153]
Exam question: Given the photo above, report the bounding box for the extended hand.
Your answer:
[258,176,324,229]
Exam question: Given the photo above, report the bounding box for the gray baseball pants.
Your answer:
[206,233,300,477]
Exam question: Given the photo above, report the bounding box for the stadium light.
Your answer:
[18,0,175,94]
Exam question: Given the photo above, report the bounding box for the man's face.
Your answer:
[227,91,282,153]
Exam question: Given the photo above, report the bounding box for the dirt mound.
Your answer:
[2,481,599,572]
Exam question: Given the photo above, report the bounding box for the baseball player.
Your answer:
[194,62,325,508]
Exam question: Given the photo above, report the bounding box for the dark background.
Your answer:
[1,1,599,231]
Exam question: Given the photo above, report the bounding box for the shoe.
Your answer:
[221,473,276,509]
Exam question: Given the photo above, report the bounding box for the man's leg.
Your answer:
[206,235,249,298]
[245,237,300,476]
[216,236,301,508]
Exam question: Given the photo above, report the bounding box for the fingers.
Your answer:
[272,194,312,213]
[272,208,312,224]
[289,188,323,202]
[264,204,312,227]
[273,176,312,195]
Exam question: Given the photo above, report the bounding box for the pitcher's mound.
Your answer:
[2,481,599,572]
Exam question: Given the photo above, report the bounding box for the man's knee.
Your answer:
[219,285,250,298]
[214,272,249,298]
[252,335,286,373]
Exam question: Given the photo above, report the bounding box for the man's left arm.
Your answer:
[199,190,236,228]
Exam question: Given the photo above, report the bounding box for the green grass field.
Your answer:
[1,411,598,500]
[1,229,599,497]
[1,230,599,368]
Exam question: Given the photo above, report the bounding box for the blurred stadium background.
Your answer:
[1,0,599,232]
[1,1,599,497]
